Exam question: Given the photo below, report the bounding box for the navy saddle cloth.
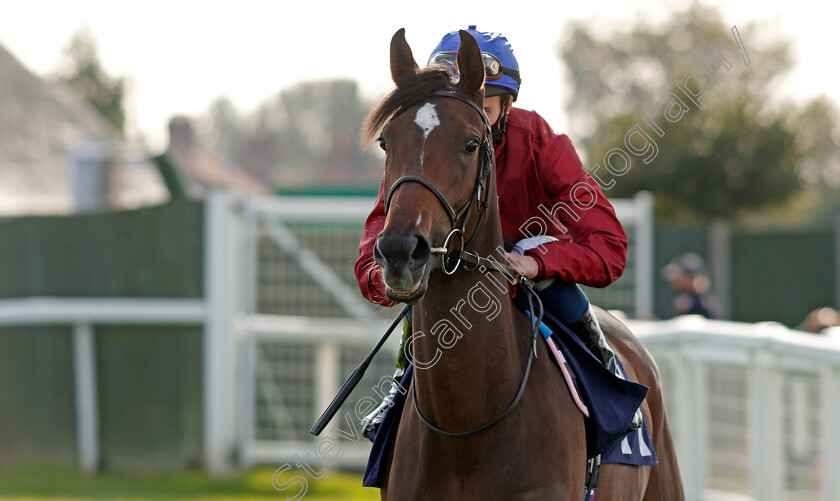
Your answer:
[363,310,657,488]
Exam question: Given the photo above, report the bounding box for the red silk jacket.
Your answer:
[354,107,628,307]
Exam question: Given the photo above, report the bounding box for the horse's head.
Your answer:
[367,29,492,304]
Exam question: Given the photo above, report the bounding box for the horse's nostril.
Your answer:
[374,237,386,267]
[409,234,431,267]
[375,233,430,271]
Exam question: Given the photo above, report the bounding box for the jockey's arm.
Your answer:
[355,178,396,307]
[520,136,628,288]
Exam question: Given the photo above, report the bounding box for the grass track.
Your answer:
[0,467,378,500]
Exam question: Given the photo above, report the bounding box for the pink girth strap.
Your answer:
[546,336,590,418]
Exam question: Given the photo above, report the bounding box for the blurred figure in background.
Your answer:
[796,307,840,334]
[663,253,722,319]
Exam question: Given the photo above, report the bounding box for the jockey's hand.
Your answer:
[503,252,539,279]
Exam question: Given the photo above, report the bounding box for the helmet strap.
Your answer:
[491,94,511,146]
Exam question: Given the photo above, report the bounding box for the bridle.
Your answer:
[383,90,494,275]
[380,88,544,439]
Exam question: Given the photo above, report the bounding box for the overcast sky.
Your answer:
[1,0,837,151]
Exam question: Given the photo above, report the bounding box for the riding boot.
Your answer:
[361,367,405,442]
[569,306,643,430]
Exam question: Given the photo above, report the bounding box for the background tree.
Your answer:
[559,3,839,221]
[55,26,125,136]
[208,96,242,168]
[190,79,382,191]
[272,79,379,187]
[237,79,382,190]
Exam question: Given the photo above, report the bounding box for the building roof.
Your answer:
[0,43,168,215]
[164,116,269,197]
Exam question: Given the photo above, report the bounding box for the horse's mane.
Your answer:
[363,67,455,145]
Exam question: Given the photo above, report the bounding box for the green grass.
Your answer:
[0,467,379,500]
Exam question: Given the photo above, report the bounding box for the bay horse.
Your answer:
[367,28,683,500]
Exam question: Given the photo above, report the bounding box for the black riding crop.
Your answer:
[310,304,411,436]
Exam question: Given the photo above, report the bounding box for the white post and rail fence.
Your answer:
[1,192,838,501]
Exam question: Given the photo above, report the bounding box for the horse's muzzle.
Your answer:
[374,232,431,301]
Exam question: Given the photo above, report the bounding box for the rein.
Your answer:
[383,89,545,439]
[412,273,543,439]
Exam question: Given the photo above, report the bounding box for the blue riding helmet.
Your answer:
[428,25,521,99]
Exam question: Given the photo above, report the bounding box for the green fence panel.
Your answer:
[0,200,203,298]
[0,327,77,466]
[0,200,206,470]
[96,326,203,471]
[731,229,835,327]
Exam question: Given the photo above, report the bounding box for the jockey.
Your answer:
[355,25,641,440]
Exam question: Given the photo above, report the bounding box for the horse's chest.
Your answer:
[386,396,585,500]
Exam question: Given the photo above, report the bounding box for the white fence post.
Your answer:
[749,351,783,501]
[73,322,99,473]
[677,351,707,501]
[239,334,257,468]
[204,193,242,474]
[822,365,840,500]
[634,191,654,319]
[314,342,340,429]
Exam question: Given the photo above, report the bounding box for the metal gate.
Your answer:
[229,192,655,467]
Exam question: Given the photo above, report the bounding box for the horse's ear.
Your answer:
[390,28,419,84]
[456,30,485,99]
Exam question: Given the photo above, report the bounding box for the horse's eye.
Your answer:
[464,139,480,154]
[378,137,387,152]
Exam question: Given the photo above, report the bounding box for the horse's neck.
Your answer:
[412,203,530,426]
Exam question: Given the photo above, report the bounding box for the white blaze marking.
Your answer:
[414,103,439,171]
[414,103,440,139]
[415,214,423,227]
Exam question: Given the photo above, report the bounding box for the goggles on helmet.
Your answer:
[428,51,521,84]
